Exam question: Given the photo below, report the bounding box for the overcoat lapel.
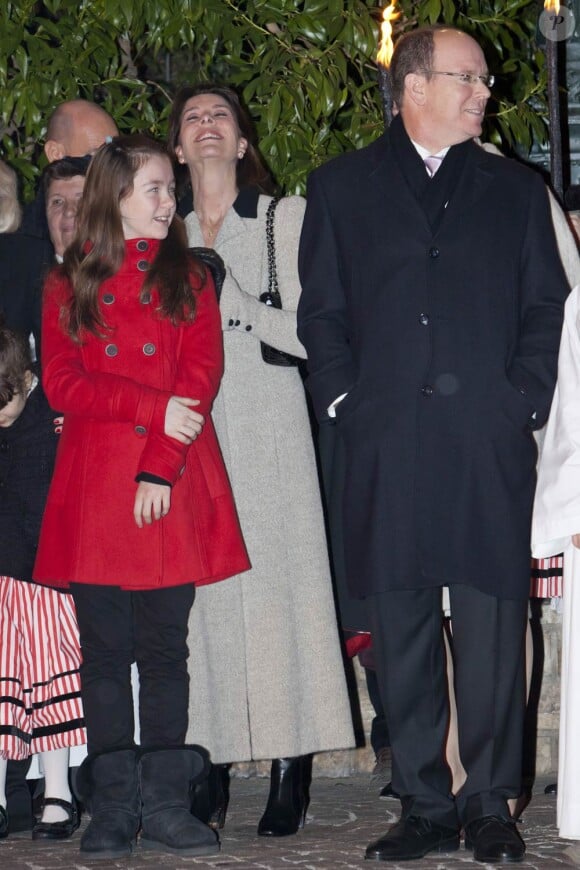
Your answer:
[180,187,258,247]
[366,134,432,236]
[436,141,495,237]
[185,207,249,248]
[363,125,496,240]
[214,207,249,247]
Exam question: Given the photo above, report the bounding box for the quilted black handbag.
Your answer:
[259,197,300,367]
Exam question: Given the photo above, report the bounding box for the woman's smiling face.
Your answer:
[175,93,247,169]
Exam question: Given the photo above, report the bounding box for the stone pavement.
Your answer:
[1,774,578,869]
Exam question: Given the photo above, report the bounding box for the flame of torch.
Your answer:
[544,0,564,199]
[377,3,400,68]
[376,2,400,127]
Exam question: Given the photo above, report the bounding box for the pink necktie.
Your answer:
[424,155,443,177]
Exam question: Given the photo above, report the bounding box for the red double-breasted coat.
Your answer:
[34,239,249,590]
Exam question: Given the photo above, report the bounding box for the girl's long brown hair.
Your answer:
[62,134,205,341]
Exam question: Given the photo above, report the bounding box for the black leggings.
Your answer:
[71,583,195,754]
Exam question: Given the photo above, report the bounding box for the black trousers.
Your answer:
[71,583,195,754]
[365,667,390,756]
[368,584,527,829]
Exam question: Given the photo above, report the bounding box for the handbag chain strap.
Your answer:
[266,196,281,301]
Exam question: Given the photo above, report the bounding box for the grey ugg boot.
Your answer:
[139,745,219,855]
[75,748,140,859]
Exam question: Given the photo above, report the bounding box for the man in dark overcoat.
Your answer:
[297,26,569,864]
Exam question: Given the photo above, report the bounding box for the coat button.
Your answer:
[419,313,429,326]
[0,441,8,452]
[245,324,252,331]
[135,425,147,435]
[105,344,118,357]
[137,259,150,272]
[136,240,149,252]
[421,385,433,397]
[141,291,152,304]
[428,247,440,259]
[234,319,240,326]
[143,343,156,356]
[228,319,234,327]
[103,293,115,305]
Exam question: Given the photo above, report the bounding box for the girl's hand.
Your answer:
[165,396,204,444]
[573,534,580,549]
[134,481,171,528]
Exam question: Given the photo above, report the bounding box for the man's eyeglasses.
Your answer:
[422,70,495,88]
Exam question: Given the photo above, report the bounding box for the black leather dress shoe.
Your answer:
[365,815,460,861]
[379,781,400,800]
[464,816,525,863]
[544,782,557,796]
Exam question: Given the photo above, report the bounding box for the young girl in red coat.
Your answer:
[34,135,249,859]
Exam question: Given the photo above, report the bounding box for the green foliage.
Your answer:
[1,0,547,198]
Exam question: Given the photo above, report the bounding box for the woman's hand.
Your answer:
[573,534,580,549]
[134,481,171,528]
[165,396,204,444]
[53,416,64,434]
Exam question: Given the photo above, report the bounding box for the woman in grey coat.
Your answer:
[168,84,354,837]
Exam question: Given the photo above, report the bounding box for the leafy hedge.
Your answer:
[1,0,547,198]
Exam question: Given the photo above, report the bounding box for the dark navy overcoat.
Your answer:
[298,126,570,601]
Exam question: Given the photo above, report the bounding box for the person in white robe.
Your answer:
[533,282,580,839]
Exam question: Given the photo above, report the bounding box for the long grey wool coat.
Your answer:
[184,189,354,762]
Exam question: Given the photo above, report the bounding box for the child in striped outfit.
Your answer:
[0,324,85,840]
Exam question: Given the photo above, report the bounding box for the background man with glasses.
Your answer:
[298,26,569,863]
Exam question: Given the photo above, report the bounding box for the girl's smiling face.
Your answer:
[120,154,176,240]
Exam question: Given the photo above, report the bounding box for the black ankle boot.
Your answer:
[257,756,310,837]
[75,747,140,859]
[139,745,219,856]
[190,763,230,830]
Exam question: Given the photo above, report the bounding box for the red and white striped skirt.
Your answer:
[0,577,86,760]
[530,554,564,599]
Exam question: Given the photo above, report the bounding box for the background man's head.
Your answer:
[0,159,21,234]
[391,27,491,153]
[44,100,118,162]
[43,155,90,256]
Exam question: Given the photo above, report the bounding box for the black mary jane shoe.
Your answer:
[0,806,8,839]
[31,797,80,841]
[464,816,525,863]
[365,815,460,861]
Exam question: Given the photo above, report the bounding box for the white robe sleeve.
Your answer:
[532,286,580,556]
